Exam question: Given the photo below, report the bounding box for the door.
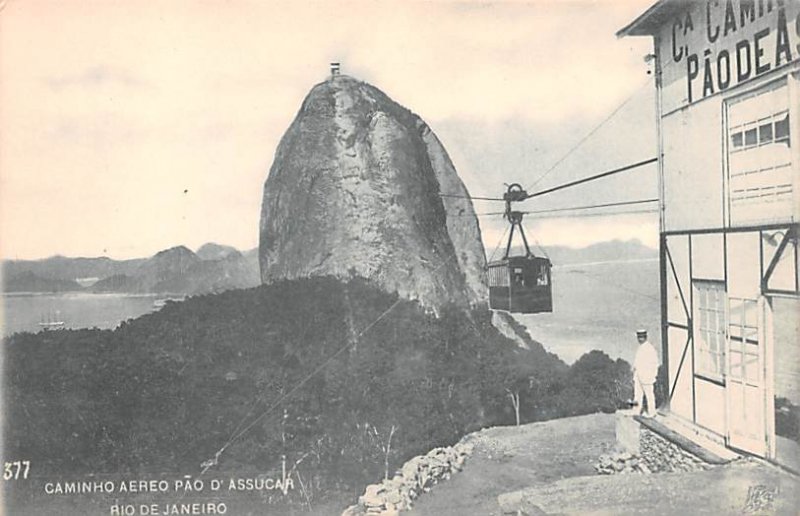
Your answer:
[726,296,767,456]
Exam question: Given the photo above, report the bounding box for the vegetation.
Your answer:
[775,397,800,443]
[4,277,635,509]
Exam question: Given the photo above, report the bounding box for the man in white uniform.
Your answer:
[633,329,659,417]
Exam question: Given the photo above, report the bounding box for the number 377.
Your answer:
[4,461,30,480]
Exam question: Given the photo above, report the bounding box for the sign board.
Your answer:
[657,1,800,113]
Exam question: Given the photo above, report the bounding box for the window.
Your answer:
[694,281,727,380]
[487,264,509,287]
[537,264,549,286]
[726,80,793,225]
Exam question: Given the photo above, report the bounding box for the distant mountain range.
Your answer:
[2,239,655,295]
[2,243,260,295]
[501,239,657,266]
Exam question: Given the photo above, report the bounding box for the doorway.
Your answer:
[726,296,767,456]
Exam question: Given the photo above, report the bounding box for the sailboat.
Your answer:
[38,310,65,330]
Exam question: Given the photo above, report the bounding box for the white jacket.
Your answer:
[633,341,659,384]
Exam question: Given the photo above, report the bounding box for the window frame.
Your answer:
[724,77,795,226]
[693,280,728,382]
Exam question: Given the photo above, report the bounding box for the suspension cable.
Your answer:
[523,158,657,200]
[523,198,658,214]
[439,193,505,201]
[440,158,657,205]
[525,207,657,220]
[487,224,510,263]
[461,198,659,217]
[526,77,652,191]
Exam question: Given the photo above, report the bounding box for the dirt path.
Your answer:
[408,413,617,515]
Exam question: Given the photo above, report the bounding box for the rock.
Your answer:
[349,440,472,512]
[259,75,487,310]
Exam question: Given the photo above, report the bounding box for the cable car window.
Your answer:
[537,265,549,285]
[487,264,509,287]
[512,268,524,285]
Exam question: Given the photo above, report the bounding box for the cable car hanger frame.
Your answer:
[441,156,658,315]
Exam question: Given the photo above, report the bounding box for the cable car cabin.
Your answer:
[487,255,552,314]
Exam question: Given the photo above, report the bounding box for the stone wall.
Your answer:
[342,441,474,515]
[596,425,713,475]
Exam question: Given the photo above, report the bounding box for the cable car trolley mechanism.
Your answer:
[487,184,552,314]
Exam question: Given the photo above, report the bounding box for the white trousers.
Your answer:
[634,375,656,416]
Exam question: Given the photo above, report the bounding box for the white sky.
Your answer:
[0,0,658,260]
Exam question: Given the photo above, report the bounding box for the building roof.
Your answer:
[617,0,690,37]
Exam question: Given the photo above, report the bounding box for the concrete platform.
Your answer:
[633,414,732,465]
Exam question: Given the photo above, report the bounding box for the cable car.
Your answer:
[487,184,553,314]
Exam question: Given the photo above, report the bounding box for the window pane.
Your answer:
[745,301,758,326]
[712,352,721,376]
[745,128,758,145]
[775,114,790,141]
[744,352,759,382]
[759,123,773,143]
[730,350,743,378]
[732,132,744,148]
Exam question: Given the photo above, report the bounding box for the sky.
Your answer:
[0,0,659,260]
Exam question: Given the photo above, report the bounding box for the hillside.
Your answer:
[2,270,84,293]
[4,277,632,514]
[196,242,242,260]
[2,255,145,283]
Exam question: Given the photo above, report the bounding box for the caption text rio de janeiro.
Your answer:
[111,502,227,515]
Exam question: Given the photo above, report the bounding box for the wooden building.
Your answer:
[619,0,800,468]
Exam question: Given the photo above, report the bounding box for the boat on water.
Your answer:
[38,310,65,330]
[151,295,186,311]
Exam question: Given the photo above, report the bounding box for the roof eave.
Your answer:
[617,0,686,38]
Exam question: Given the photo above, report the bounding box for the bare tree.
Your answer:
[382,425,397,480]
[506,388,521,426]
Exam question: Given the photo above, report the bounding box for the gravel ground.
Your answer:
[406,413,800,516]
[408,413,617,515]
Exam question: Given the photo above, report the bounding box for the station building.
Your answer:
[619,0,800,469]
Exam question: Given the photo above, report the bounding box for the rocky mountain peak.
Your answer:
[259,75,487,309]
